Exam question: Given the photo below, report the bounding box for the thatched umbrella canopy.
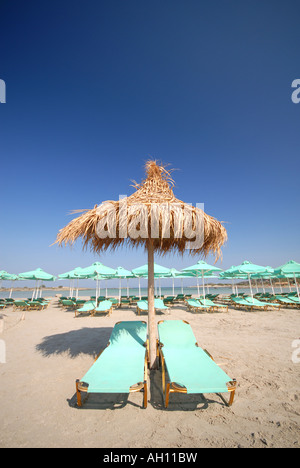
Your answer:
[55,161,227,368]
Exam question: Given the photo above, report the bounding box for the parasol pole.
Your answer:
[95,273,98,306]
[269,276,275,295]
[202,271,206,304]
[293,273,300,302]
[260,277,265,294]
[32,280,37,301]
[248,273,254,301]
[148,239,156,369]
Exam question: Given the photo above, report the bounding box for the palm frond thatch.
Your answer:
[55,160,227,259]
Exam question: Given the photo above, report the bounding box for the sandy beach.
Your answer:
[0,297,299,448]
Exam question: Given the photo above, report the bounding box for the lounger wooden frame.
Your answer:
[157,320,237,408]
[75,321,148,408]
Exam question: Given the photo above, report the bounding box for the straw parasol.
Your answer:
[55,160,227,368]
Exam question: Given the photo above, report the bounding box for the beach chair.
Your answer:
[186,299,211,312]
[136,300,148,315]
[163,296,175,305]
[154,299,169,313]
[230,296,256,310]
[93,300,113,317]
[273,295,300,307]
[136,300,169,315]
[76,321,148,408]
[198,298,228,312]
[120,297,131,307]
[157,320,236,408]
[26,301,48,310]
[75,301,96,317]
[4,298,15,305]
[288,295,300,304]
[61,299,77,309]
[175,294,185,302]
[13,300,30,311]
[244,296,280,310]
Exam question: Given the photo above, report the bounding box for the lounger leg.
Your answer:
[226,380,237,407]
[143,381,148,408]
[228,389,235,407]
[165,383,170,408]
[76,380,82,407]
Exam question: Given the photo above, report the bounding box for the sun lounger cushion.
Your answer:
[158,320,232,394]
[80,321,147,393]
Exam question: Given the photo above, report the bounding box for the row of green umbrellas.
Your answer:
[1,260,300,302]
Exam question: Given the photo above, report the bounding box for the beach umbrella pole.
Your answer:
[248,274,254,301]
[202,271,206,304]
[293,273,300,301]
[95,275,98,306]
[148,240,156,369]
[196,274,200,297]
[269,277,275,295]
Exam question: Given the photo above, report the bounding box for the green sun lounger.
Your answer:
[244,296,280,309]
[13,300,30,310]
[60,299,77,309]
[288,295,300,304]
[75,301,96,317]
[93,300,113,317]
[198,298,228,312]
[274,295,300,307]
[136,299,169,315]
[136,300,148,314]
[186,299,211,312]
[154,299,169,313]
[76,321,148,408]
[157,320,236,408]
[231,296,257,309]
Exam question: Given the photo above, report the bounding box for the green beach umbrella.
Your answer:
[274,261,300,300]
[230,261,269,300]
[58,267,88,298]
[163,268,183,296]
[18,268,56,300]
[132,263,171,299]
[182,260,222,302]
[0,272,19,298]
[74,262,116,303]
[112,266,137,298]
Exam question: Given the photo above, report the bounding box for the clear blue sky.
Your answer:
[0,1,299,287]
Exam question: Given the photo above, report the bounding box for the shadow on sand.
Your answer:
[35,327,113,358]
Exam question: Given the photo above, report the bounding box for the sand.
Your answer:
[0,297,299,448]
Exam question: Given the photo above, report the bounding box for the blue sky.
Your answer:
[0,1,299,287]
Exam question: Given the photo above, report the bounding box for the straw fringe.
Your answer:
[55,161,227,260]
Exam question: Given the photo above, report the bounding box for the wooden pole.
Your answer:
[148,239,157,369]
